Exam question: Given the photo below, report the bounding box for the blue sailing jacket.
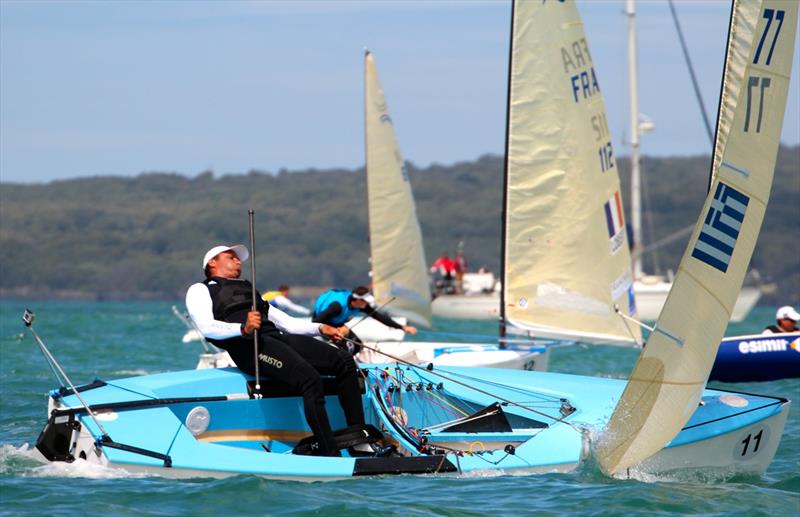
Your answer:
[313,289,357,326]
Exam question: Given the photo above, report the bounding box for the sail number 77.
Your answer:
[744,77,771,133]
[754,9,784,66]
[744,9,785,133]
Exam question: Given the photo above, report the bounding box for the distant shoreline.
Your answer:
[0,286,333,302]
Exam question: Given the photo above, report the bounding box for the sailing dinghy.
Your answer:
[31,0,794,480]
[431,0,643,352]
[596,0,797,475]
[357,50,548,370]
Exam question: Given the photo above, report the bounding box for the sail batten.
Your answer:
[598,0,797,475]
[503,0,640,344]
[364,51,432,328]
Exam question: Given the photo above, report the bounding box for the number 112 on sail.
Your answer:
[598,142,614,172]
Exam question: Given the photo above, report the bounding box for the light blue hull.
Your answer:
[37,365,789,479]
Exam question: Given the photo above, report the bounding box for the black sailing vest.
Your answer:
[202,277,279,348]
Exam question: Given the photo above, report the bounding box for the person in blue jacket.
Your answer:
[313,286,416,353]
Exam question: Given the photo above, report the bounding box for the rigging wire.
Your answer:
[348,336,579,429]
[668,0,715,147]
[392,357,564,406]
[367,367,526,464]
[171,305,214,353]
[23,310,111,438]
[381,368,469,418]
[348,296,397,334]
[614,309,655,334]
[614,305,645,348]
[414,328,563,347]
[636,224,694,256]
[639,157,661,274]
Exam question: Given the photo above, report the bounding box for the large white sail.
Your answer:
[364,50,432,328]
[503,0,640,345]
[598,0,797,475]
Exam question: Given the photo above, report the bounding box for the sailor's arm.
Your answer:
[313,302,344,324]
[275,295,312,316]
[268,305,346,340]
[268,305,320,335]
[362,305,417,334]
[185,283,244,340]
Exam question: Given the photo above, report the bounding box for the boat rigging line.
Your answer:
[614,305,656,334]
[614,304,645,348]
[347,296,397,334]
[342,335,579,430]
[414,328,563,347]
[369,368,523,465]
[23,309,111,438]
[667,0,714,147]
[171,305,214,353]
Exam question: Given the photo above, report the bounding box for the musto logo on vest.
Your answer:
[258,353,284,368]
[738,338,790,355]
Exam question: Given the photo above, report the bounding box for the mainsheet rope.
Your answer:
[346,336,581,430]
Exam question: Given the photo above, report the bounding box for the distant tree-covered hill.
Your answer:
[1,145,797,304]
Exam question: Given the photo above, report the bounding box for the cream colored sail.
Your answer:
[503,0,640,345]
[598,0,797,475]
[364,50,432,328]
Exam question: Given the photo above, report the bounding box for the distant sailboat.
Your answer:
[358,50,546,369]
[364,50,432,330]
[437,0,642,348]
[500,0,640,347]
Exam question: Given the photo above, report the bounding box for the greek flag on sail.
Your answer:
[691,182,749,273]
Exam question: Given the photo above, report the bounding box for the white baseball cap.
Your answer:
[202,244,249,270]
[776,305,800,321]
[351,291,376,306]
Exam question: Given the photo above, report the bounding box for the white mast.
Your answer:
[627,0,643,279]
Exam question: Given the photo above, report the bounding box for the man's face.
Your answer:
[778,317,797,332]
[208,250,242,279]
[351,298,368,310]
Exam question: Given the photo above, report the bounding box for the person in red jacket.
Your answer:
[430,254,457,294]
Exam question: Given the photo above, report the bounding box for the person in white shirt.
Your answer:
[261,285,311,316]
[185,244,363,457]
[762,305,800,334]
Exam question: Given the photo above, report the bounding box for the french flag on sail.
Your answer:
[604,191,625,254]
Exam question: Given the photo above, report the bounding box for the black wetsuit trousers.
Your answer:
[222,331,365,455]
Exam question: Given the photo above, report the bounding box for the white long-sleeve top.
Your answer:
[185,282,322,340]
[271,295,312,316]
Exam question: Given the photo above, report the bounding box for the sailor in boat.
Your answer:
[454,248,467,294]
[763,306,800,334]
[430,253,457,295]
[312,286,417,353]
[261,284,311,316]
[186,244,364,457]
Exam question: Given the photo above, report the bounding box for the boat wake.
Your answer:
[109,369,155,377]
[0,443,145,479]
[577,427,762,485]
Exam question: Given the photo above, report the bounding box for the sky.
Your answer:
[1,0,798,184]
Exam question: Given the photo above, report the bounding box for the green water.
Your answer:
[0,301,798,516]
